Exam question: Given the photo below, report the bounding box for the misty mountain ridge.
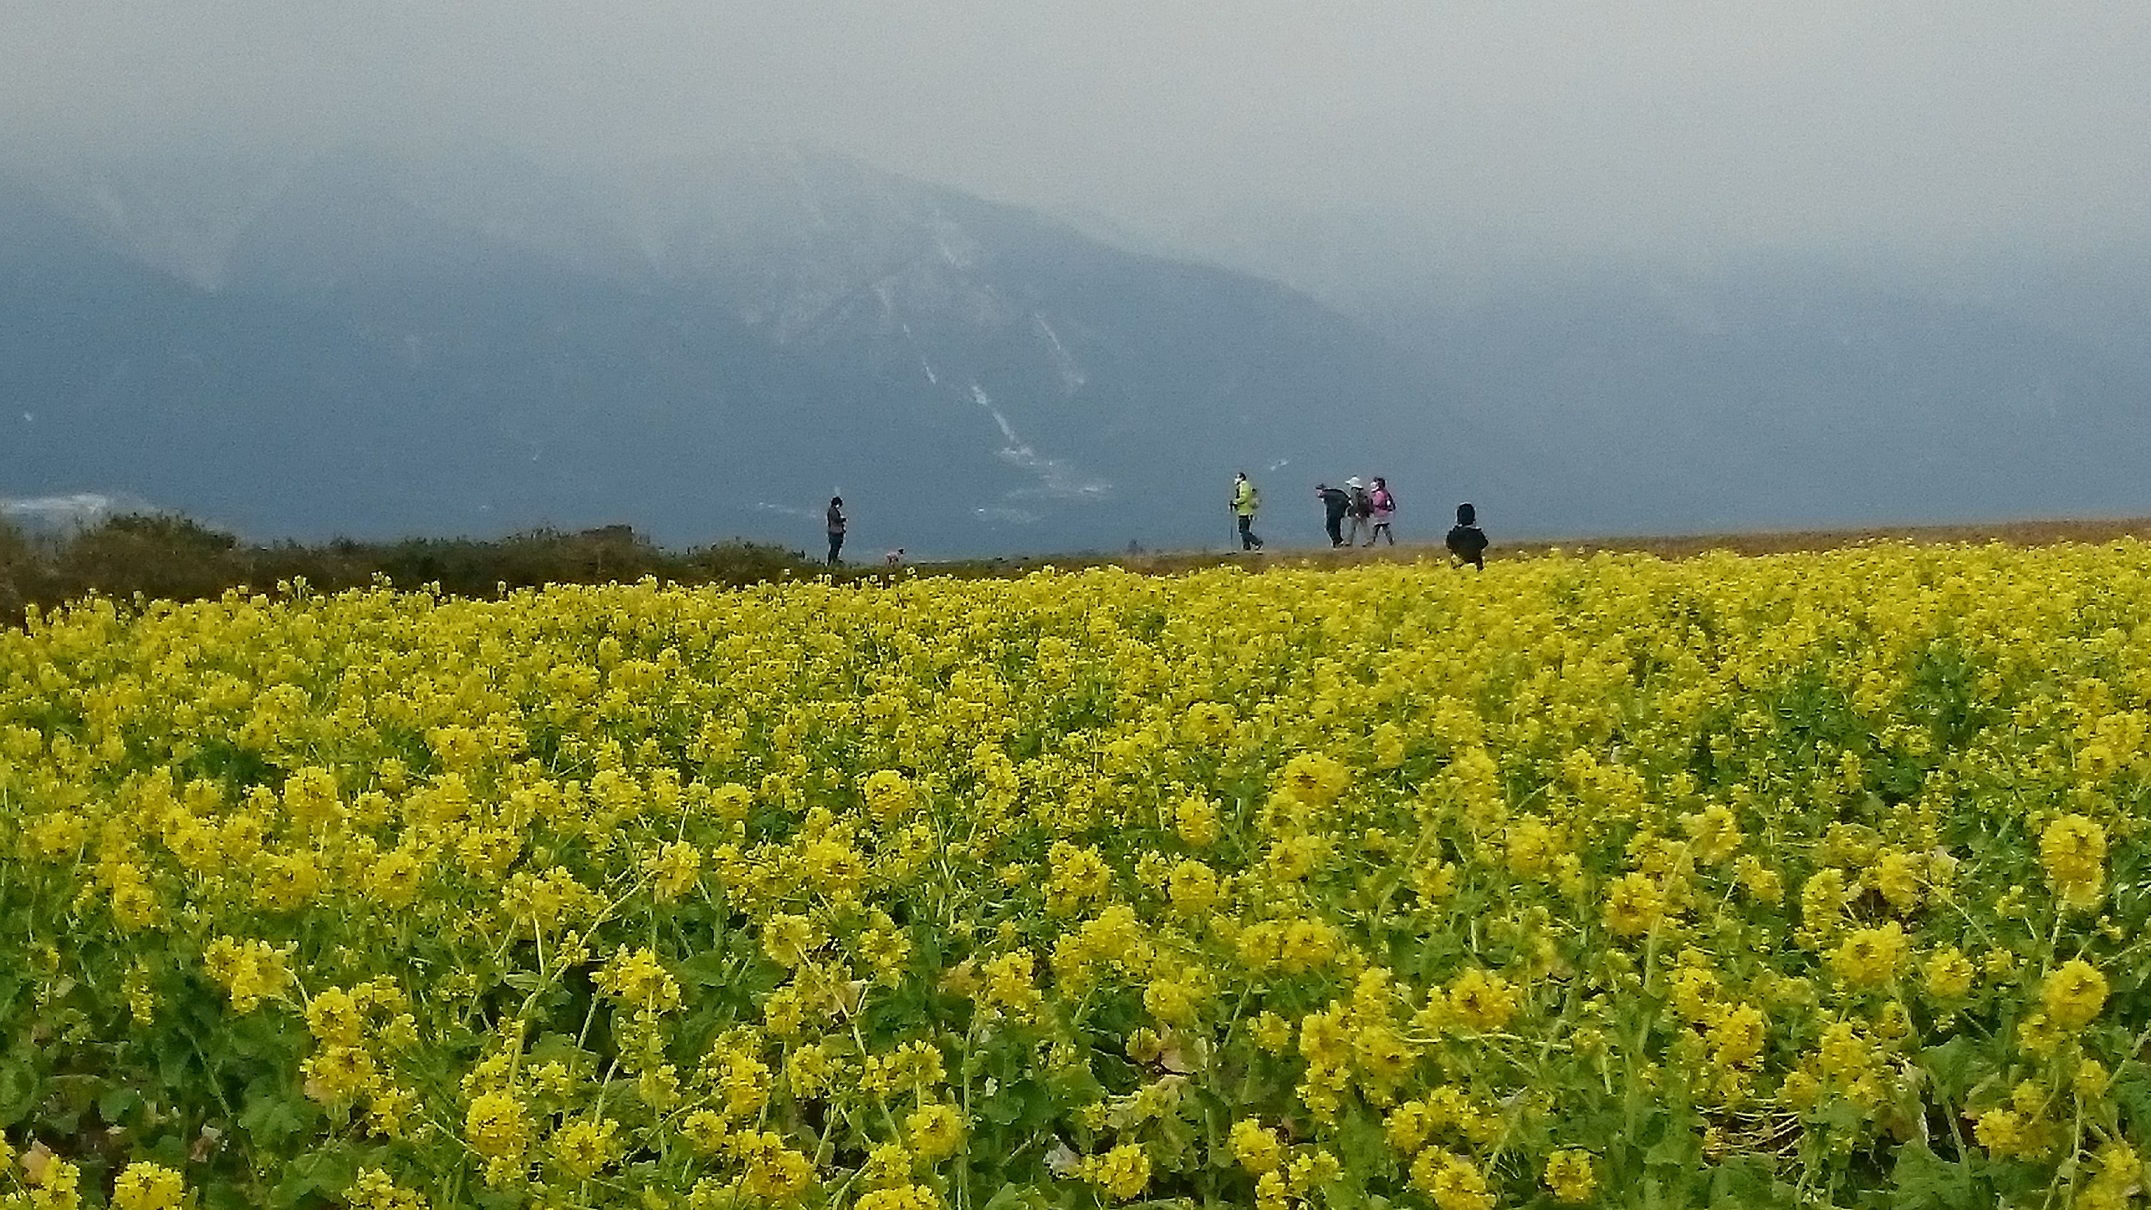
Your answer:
[5,144,1456,554]
[5,143,2149,553]
[1138,205,2151,531]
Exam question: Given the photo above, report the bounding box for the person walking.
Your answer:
[1344,478,1374,546]
[825,496,847,566]
[1445,502,1488,570]
[1315,483,1351,548]
[1366,476,1397,546]
[1231,472,1264,551]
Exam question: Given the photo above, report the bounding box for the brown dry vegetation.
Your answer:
[0,516,807,627]
[8,513,2151,626]
[1511,515,2151,560]
[936,516,2151,579]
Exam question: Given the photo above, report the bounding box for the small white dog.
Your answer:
[884,548,905,566]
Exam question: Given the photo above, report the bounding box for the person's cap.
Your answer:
[1345,477,1363,488]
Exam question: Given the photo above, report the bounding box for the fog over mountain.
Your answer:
[4,6,2149,551]
[6,141,2148,553]
[1135,209,2151,533]
[2,147,1464,554]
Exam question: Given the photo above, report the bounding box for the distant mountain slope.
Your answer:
[1405,263,2151,532]
[1156,211,2151,535]
[3,149,1462,553]
[16,147,2141,551]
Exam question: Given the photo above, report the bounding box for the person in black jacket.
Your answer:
[1315,483,1351,547]
[826,496,847,566]
[1445,502,1488,570]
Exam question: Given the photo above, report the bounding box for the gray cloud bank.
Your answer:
[6,3,2149,262]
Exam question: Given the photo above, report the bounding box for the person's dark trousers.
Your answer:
[1325,515,1343,547]
[1237,515,1262,550]
[827,534,843,565]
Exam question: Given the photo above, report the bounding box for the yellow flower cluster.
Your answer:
[1830,921,1910,987]
[201,935,295,1012]
[1543,1149,1597,1204]
[108,1164,184,1210]
[1079,1142,1152,1202]
[2041,813,2108,909]
[3,544,2150,1206]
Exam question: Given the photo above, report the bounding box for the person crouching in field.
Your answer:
[1315,483,1351,547]
[1446,502,1488,570]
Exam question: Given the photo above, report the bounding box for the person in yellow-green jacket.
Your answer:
[1231,471,1264,551]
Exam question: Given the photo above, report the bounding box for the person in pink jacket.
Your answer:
[1366,477,1397,546]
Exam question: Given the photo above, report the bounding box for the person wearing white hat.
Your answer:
[1344,477,1374,546]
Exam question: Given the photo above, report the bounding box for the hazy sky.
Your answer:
[6,3,2149,257]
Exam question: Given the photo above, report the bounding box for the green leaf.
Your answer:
[528,1031,596,1067]
[0,1058,37,1125]
[2110,1061,2151,1137]
[97,1083,143,1124]
[269,1144,361,1210]
[1918,1036,1988,1103]
[1044,1062,1106,1108]
[239,1085,318,1149]
[155,1032,197,1088]
[1332,1107,1391,1178]
[200,1180,256,1210]
[40,1073,98,1134]
[1706,1157,1795,1209]
[1643,1127,1702,1170]
[982,1182,1053,1210]
[1889,1141,1978,1210]
[677,949,737,988]
[226,1010,305,1063]
[1317,1176,1370,1210]
[977,1080,1030,1127]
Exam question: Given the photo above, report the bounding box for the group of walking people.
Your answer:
[1315,476,1398,547]
[828,474,1489,568]
[1230,471,1488,568]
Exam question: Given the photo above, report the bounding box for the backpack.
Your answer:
[1350,486,1373,516]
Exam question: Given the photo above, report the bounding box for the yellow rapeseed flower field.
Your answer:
[2,544,2149,1208]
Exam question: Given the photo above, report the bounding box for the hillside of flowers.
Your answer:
[2,545,2149,1209]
